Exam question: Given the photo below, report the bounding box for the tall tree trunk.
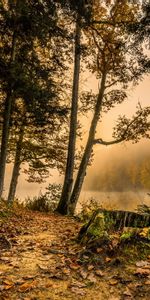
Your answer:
[7,122,24,205]
[69,70,107,215]
[0,0,20,197]
[0,31,17,197]
[56,15,81,215]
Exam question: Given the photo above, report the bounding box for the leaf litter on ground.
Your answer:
[0,205,150,299]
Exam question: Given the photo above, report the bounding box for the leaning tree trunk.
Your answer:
[68,70,107,215]
[7,122,24,205]
[56,15,81,215]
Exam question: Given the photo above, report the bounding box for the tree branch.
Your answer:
[93,109,146,146]
[93,137,124,146]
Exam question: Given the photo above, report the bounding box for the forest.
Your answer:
[86,148,150,191]
[0,1,150,299]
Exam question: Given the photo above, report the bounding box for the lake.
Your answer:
[77,190,150,212]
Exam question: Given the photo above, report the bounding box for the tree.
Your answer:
[6,36,68,204]
[0,0,21,197]
[56,0,150,215]
[0,0,68,198]
[56,0,93,214]
[0,0,69,201]
[7,105,67,204]
[56,14,82,214]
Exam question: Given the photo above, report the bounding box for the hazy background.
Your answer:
[4,75,150,211]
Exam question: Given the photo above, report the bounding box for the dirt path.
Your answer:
[0,210,150,299]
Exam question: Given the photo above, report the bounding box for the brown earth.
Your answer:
[0,205,150,300]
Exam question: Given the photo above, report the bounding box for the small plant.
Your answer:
[25,194,49,212]
[78,197,100,222]
[120,231,133,241]
[25,183,62,212]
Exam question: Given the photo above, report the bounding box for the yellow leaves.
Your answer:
[0,276,37,293]
[92,1,109,21]
[139,227,149,238]
[111,0,140,23]
[92,0,140,27]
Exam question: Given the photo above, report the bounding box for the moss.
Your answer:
[87,213,105,237]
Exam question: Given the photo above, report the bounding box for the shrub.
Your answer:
[25,183,62,212]
[77,197,100,222]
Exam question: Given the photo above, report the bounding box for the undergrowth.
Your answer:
[25,183,62,212]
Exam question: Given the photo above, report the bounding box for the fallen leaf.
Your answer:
[96,248,103,253]
[70,287,86,296]
[0,257,11,262]
[69,280,87,288]
[95,270,104,277]
[105,257,111,262]
[136,261,150,268]
[87,274,97,284]
[49,271,65,280]
[38,264,49,272]
[127,282,142,289]
[87,265,94,271]
[62,268,71,276]
[144,280,150,285]
[80,270,88,279]
[3,284,13,290]
[15,279,26,285]
[69,263,80,270]
[134,268,150,277]
[123,289,132,297]
[18,281,36,292]
[3,280,14,285]
[109,279,118,285]
[45,282,53,288]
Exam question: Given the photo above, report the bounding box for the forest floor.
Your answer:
[0,203,150,300]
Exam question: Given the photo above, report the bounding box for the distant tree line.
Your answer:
[87,152,150,192]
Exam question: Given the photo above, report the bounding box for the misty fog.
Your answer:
[3,76,150,212]
[81,140,150,211]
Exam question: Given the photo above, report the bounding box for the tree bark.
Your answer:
[68,70,107,215]
[56,15,81,215]
[7,122,24,205]
[0,32,16,197]
[0,1,19,197]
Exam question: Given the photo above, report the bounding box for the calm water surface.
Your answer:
[77,191,150,212]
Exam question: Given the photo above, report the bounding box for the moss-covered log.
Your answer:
[78,208,150,242]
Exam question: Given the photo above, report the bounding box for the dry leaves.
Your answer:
[18,280,37,292]
[134,268,150,277]
[95,270,104,277]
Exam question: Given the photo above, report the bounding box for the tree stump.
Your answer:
[78,208,150,243]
